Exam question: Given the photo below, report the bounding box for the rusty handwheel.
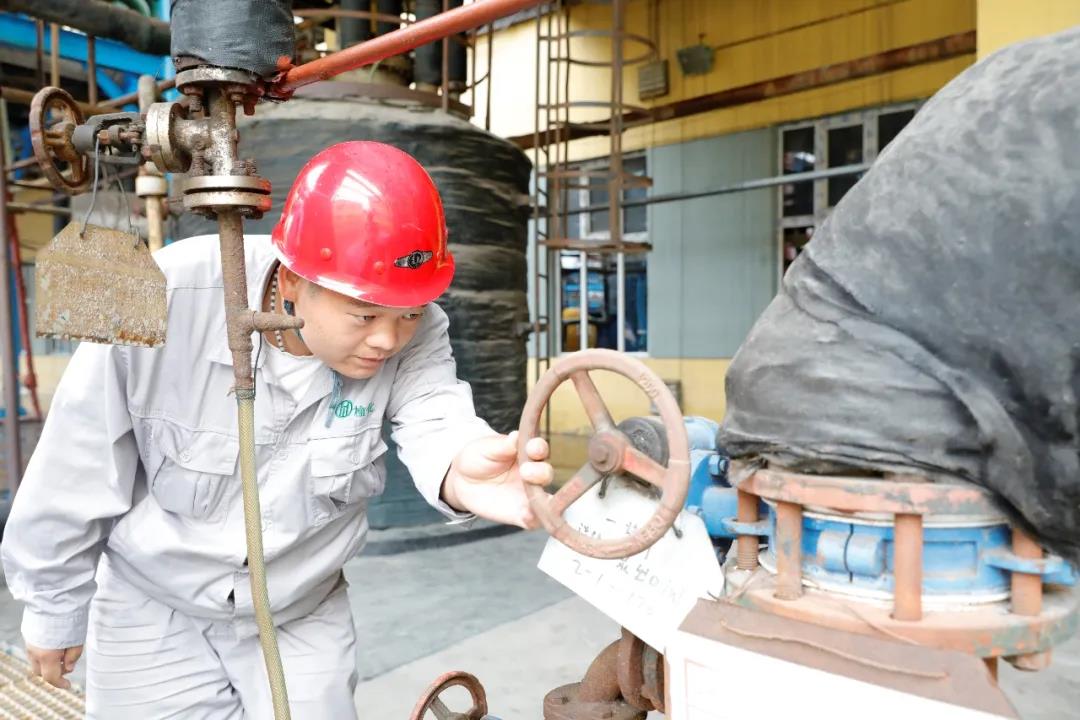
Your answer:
[408,671,489,720]
[519,349,690,560]
[29,87,90,195]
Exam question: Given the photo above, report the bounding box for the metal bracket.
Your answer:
[71,111,142,164]
[983,550,1076,583]
[720,518,770,536]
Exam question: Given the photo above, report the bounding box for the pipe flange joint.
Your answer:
[181,174,273,218]
[176,67,260,93]
[135,174,168,197]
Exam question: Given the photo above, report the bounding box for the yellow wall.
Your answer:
[474,0,976,160]
[528,357,730,476]
[976,0,1080,59]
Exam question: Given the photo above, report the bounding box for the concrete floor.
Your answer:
[0,526,1076,718]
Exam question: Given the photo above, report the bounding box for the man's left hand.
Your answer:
[441,432,553,529]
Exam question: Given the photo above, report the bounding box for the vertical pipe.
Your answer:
[0,138,22,493]
[1006,529,1051,671]
[608,0,625,249]
[1011,528,1043,616]
[87,36,98,106]
[445,0,468,91]
[0,100,40,422]
[376,0,403,36]
[337,0,374,49]
[774,501,803,600]
[49,24,60,88]
[414,0,443,89]
[441,0,450,112]
[35,21,45,89]
[616,251,625,352]
[137,75,165,251]
[485,23,493,131]
[531,7,542,378]
[578,251,587,350]
[736,489,759,570]
[893,513,924,621]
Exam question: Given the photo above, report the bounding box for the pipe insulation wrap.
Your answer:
[718,27,1080,566]
[170,0,295,77]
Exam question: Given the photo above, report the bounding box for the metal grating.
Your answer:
[0,650,85,720]
[638,59,669,100]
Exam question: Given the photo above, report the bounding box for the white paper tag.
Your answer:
[537,477,724,652]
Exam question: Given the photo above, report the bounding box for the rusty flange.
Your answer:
[543,683,645,720]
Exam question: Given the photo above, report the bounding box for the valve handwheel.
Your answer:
[29,87,90,195]
[408,671,489,720]
[519,349,690,560]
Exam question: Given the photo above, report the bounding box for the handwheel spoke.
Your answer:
[571,371,615,430]
[623,445,668,490]
[552,463,603,516]
[430,696,453,720]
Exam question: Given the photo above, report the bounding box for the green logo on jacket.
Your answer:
[333,400,376,419]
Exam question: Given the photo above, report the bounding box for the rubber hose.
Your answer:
[237,390,291,719]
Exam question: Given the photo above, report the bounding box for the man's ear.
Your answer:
[279,266,305,302]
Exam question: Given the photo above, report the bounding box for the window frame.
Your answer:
[557,152,649,357]
[776,101,922,285]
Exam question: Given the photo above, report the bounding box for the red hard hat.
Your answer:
[270,141,455,307]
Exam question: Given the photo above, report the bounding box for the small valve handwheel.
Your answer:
[519,349,690,560]
[408,671,489,720]
[29,87,90,195]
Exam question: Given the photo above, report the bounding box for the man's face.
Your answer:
[280,269,425,379]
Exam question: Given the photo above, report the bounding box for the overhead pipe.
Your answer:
[0,0,171,57]
[273,0,547,95]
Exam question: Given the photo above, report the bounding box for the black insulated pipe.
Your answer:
[414,0,465,88]
[0,0,171,57]
[338,0,373,49]
[376,0,403,37]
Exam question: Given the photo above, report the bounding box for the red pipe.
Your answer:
[273,0,545,94]
[4,214,41,422]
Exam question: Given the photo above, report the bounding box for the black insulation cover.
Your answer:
[171,0,295,78]
[718,28,1080,564]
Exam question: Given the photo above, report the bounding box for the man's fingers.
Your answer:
[38,655,69,689]
[525,436,550,462]
[520,460,554,487]
[27,653,41,680]
[62,646,83,674]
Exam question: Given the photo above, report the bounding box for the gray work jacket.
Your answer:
[1,234,491,648]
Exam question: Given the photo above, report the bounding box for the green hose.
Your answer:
[237,389,291,719]
[112,0,153,16]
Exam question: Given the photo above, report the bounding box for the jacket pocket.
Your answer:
[146,421,239,521]
[307,424,387,526]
